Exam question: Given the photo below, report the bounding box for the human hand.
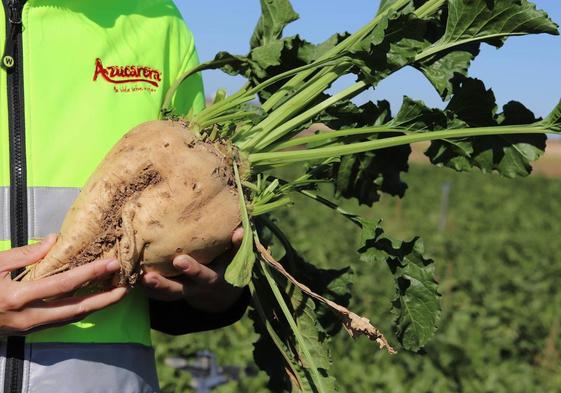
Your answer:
[141,228,245,313]
[0,235,128,336]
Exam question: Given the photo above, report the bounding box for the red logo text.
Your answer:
[93,58,162,88]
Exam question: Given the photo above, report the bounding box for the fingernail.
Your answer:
[174,255,193,270]
[106,259,120,271]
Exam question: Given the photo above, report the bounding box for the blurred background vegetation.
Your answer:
[153,143,561,393]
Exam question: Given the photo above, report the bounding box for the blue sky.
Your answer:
[177,1,561,118]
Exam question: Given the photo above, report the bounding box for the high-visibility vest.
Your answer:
[0,1,204,391]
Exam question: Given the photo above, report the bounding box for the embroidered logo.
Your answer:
[92,58,162,91]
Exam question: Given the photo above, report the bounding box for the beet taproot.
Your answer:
[22,120,241,285]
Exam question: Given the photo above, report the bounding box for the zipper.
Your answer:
[2,1,28,393]
[1,0,21,71]
[3,0,27,251]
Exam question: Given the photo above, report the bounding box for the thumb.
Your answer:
[0,234,58,273]
[232,227,244,249]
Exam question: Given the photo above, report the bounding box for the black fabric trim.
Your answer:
[4,1,28,392]
[149,287,251,335]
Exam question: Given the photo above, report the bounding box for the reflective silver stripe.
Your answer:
[0,186,80,241]
[27,187,81,239]
[0,340,6,392]
[25,343,159,393]
[0,343,159,393]
[0,187,9,242]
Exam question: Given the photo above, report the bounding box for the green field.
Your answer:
[154,164,561,393]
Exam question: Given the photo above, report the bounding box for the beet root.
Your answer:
[22,120,241,286]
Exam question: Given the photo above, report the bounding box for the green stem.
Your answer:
[249,124,549,167]
[256,174,364,224]
[249,281,308,390]
[199,111,260,129]
[252,197,293,216]
[235,68,341,145]
[191,0,445,141]
[224,162,256,287]
[415,0,446,19]
[240,68,346,150]
[257,216,294,254]
[244,56,345,100]
[245,0,411,141]
[259,260,327,393]
[161,58,236,116]
[194,91,254,125]
[196,56,345,128]
[250,81,368,152]
[257,216,298,272]
[245,0,447,151]
[269,126,404,151]
[416,33,527,62]
[297,190,362,226]
[261,0,411,112]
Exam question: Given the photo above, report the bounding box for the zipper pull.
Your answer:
[2,0,24,71]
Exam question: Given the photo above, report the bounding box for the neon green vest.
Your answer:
[0,0,204,345]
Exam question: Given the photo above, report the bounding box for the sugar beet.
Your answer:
[22,120,241,285]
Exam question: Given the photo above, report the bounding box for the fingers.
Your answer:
[173,255,218,284]
[232,227,244,248]
[141,272,184,301]
[15,259,121,308]
[15,287,128,333]
[141,255,221,301]
[0,234,57,273]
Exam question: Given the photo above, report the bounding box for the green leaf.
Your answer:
[543,99,561,132]
[358,219,441,351]
[283,251,354,337]
[298,33,351,64]
[356,1,559,98]
[446,78,496,126]
[217,34,350,105]
[308,97,458,206]
[416,43,480,99]
[251,40,287,75]
[310,100,411,206]
[317,99,391,130]
[415,0,559,98]
[250,295,307,392]
[476,101,545,178]
[251,34,351,103]
[250,0,299,49]
[389,96,449,130]
[224,231,256,287]
[376,0,418,16]
[312,97,448,205]
[310,96,452,206]
[377,0,400,14]
[437,0,559,46]
[425,78,546,177]
[334,146,410,206]
[262,216,356,337]
[211,51,253,77]
[350,11,430,87]
[225,163,256,287]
